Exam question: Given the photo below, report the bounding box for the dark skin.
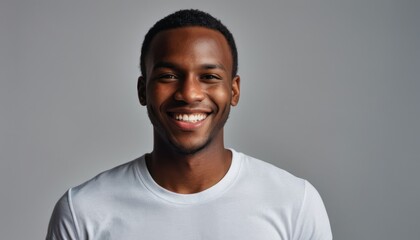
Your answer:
[138,27,240,194]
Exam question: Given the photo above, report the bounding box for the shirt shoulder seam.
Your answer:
[292,179,308,240]
[67,188,81,239]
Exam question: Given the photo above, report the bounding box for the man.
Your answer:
[47,9,332,239]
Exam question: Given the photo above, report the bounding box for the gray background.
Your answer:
[1,0,419,239]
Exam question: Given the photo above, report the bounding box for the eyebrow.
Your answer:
[201,63,226,71]
[153,61,226,72]
[153,61,178,71]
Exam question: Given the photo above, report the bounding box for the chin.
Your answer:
[169,138,211,155]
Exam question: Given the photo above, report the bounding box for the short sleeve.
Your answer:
[46,189,79,240]
[293,181,333,240]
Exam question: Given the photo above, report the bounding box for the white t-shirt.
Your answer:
[47,149,332,240]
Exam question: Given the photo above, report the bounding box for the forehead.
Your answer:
[145,27,233,73]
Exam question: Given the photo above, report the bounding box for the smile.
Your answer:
[172,113,208,123]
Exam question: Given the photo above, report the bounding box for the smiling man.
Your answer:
[47,9,332,240]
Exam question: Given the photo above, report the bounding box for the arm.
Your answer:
[293,181,333,240]
[46,189,79,240]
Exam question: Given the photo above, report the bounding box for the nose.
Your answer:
[174,74,205,103]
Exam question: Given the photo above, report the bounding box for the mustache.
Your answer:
[164,101,214,111]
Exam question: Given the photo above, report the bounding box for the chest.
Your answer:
[77,199,295,240]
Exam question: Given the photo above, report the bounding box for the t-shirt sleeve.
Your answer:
[293,180,333,240]
[46,189,79,240]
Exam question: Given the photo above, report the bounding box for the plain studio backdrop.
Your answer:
[1,0,419,239]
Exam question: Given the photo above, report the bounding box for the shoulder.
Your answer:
[46,157,145,239]
[71,157,142,199]
[234,150,306,196]
[232,150,332,239]
[293,180,333,239]
[46,190,79,239]
[61,157,143,217]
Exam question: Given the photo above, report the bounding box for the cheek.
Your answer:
[147,84,173,106]
[208,85,231,106]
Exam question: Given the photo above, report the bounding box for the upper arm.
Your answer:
[46,190,79,240]
[293,181,333,240]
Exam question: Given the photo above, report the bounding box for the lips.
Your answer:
[167,109,211,130]
[172,113,208,123]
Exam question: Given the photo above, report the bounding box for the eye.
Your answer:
[156,73,178,82]
[161,74,177,79]
[201,74,221,81]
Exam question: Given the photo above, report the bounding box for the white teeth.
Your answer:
[174,113,207,123]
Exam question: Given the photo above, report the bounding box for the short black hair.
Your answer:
[140,9,238,77]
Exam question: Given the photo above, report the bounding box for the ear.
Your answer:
[137,76,147,106]
[230,75,240,106]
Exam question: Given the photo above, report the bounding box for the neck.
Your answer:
[147,136,232,194]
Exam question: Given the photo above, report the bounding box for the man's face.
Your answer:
[139,26,240,154]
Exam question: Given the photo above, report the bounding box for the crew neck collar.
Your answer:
[137,148,242,205]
